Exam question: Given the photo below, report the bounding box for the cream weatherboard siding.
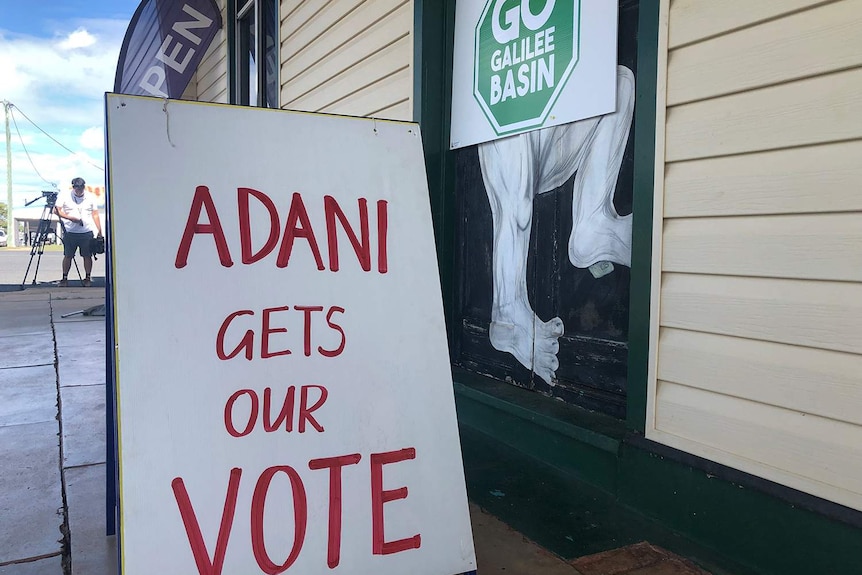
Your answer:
[279,0,414,120]
[195,24,228,104]
[647,0,862,511]
[187,0,413,116]
[189,0,229,104]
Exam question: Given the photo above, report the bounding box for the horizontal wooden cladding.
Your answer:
[665,68,862,162]
[281,1,411,104]
[667,0,862,105]
[654,382,862,510]
[664,141,862,217]
[662,213,862,282]
[280,0,340,48]
[654,0,862,515]
[370,99,411,121]
[282,0,408,82]
[667,0,835,49]
[198,56,227,100]
[196,9,226,104]
[281,0,373,62]
[198,83,228,104]
[284,34,410,113]
[320,67,412,119]
[198,72,228,103]
[197,28,226,79]
[659,273,862,354]
[658,328,862,425]
[193,0,226,103]
[198,62,228,103]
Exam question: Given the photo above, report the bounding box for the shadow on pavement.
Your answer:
[0,276,107,293]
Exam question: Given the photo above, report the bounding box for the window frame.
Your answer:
[229,0,278,108]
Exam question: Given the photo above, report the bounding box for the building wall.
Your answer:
[193,0,229,103]
[279,0,414,120]
[647,0,862,512]
[188,0,413,116]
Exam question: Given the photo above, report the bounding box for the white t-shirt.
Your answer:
[57,190,99,234]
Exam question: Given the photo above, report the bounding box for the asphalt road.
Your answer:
[0,248,107,292]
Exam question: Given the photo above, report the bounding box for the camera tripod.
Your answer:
[20,191,83,289]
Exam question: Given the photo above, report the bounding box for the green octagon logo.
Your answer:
[474,0,580,136]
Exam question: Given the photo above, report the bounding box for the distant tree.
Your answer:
[0,202,6,231]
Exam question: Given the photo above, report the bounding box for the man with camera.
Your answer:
[55,177,103,287]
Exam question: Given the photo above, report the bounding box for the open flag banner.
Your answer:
[114,0,222,98]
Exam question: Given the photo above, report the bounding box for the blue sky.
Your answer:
[0,0,141,208]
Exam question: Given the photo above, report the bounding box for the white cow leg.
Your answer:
[568,66,636,269]
[479,133,564,384]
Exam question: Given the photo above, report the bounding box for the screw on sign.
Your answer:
[474,0,580,135]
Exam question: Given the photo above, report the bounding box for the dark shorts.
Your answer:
[63,232,94,258]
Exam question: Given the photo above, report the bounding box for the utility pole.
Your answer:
[4,101,14,247]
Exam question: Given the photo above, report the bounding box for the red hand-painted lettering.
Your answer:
[370,448,421,555]
[175,186,234,268]
[308,454,363,568]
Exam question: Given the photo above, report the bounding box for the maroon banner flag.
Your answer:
[114,0,222,98]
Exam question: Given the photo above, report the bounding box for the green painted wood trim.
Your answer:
[414,0,458,349]
[626,0,661,433]
[459,427,753,575]
[455,393,617,493]
[412,0,425,125]
[454,382,622,454]
[453,376,622,490]
[618,442,862,575]
[459,402,862,575]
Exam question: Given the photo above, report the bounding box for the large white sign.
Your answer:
[450,0,618,149]
[106,94,476,575]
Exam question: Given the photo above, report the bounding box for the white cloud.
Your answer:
[58,27,97,50]
[8,147,103,194]
[80,126,104,150]
[0,23,125,108]
[0,18,129,126]
[0,17,128,207]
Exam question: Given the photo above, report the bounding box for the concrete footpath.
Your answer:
[0,286,115,575]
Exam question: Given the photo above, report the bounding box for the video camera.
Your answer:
[25,190,59,207]
[40,191,59,209]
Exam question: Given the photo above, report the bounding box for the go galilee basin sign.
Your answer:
[474,0,579,133]
[451,0,618,149]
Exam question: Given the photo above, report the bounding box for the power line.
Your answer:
[8,107,56,189]
[9,102,105,172]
